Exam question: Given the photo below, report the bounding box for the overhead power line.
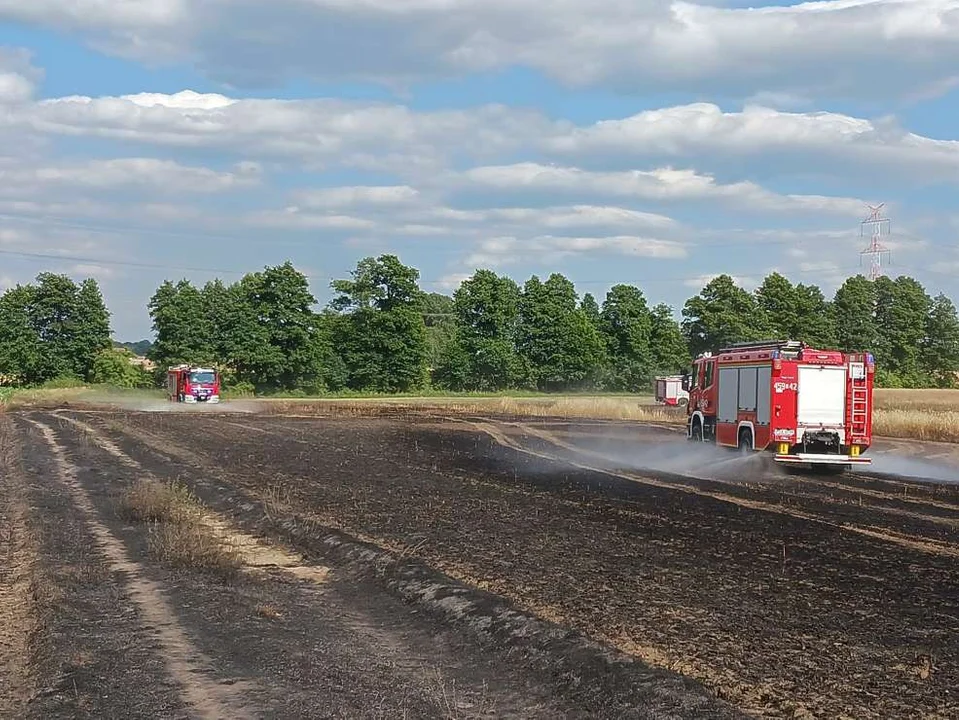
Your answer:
[0,249,250,276]
[0,247,879,288]
[0,209,935,253]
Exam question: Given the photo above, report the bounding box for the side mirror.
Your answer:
[681,373,690,392]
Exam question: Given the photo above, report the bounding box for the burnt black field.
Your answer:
[2,407,957,719]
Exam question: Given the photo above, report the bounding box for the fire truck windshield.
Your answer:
[189,371,215,384]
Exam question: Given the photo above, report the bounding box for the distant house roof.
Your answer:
[128,356,156,371]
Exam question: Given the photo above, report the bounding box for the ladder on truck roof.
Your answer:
[716,339,806,355]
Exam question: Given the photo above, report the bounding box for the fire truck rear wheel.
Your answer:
[738,429,752,454]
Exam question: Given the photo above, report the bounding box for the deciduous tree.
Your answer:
[0,285,42,384]
[681,275,766,356]
[832,275,878,353]
[874,276,931,386]
[442,270,524,391]
[330,255,428,392]
[649,303,688,374]
[600,284,652,390]
[517,274,604,391]
[0,274,110,385]
[147,279,211,370]
[922,293,959,387]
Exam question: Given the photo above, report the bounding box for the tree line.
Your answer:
[0,272,136,387]
[1,256,958,392]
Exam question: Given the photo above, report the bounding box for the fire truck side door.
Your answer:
[702,359,715,389]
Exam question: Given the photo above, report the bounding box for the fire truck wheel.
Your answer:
[738,429,752,453]
[677,397,688,407]
[690,421,702,442]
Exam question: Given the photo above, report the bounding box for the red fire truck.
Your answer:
[167,364,221,404]
[682,340,874,469]
[654,375,689,406]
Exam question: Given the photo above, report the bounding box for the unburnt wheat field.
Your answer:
[2,397,958,719]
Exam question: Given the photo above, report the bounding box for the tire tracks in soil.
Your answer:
[61,410,751,720]
[53,412,615,720]
[71,410,959,720]
[528,422,959,512]
[25,416,263,720]
[99,412,959,572]
[514,423,959,530]
[144,414,790,717]
[52,412,331,584]
[207,415,959,541]
[453,416,959,559]
[113,409,959,514]
[0,417,42,714]
[188,414,959,573]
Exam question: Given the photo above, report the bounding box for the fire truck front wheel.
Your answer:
[689,419,703,442]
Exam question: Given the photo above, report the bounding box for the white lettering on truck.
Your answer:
[774,381,798,393]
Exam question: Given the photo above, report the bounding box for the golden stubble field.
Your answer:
[258,389,959,443]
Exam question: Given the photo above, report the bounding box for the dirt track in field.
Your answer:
[3,406,959,719]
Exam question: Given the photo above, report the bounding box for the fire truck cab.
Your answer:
[682,340,874,470]
[167,364,221,404]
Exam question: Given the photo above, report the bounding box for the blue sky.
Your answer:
[1,0,958,341]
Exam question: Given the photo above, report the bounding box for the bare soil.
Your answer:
[3,405,958,718]
[1,408,745,719]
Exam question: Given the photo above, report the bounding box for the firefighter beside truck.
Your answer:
[681,340,874,470]
[167,364,221,404]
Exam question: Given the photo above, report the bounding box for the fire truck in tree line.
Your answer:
[167,365,221,404]
[682,340,875,470]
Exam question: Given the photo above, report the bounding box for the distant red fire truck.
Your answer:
[167,364,221,404]
[654,375,689,406]
[682,340,874,469]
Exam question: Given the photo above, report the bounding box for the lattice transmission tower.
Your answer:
[859,203,891,281]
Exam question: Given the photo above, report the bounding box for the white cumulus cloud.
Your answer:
[455,163,868,216]
[7,89,545,172]
[0,48,40,104]
[545,103,959,183]
[292,185,421,209]
[0,42,955,337]
[3,86,958,190]
[0,157,259,196]
[464,234,688,269]
[1,1,958,100]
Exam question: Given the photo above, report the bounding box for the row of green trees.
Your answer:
[144,255,959,392]
[689,273,959,387]
[2,256,958,391]
[144,257,690,393]
[0,272,135,387]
